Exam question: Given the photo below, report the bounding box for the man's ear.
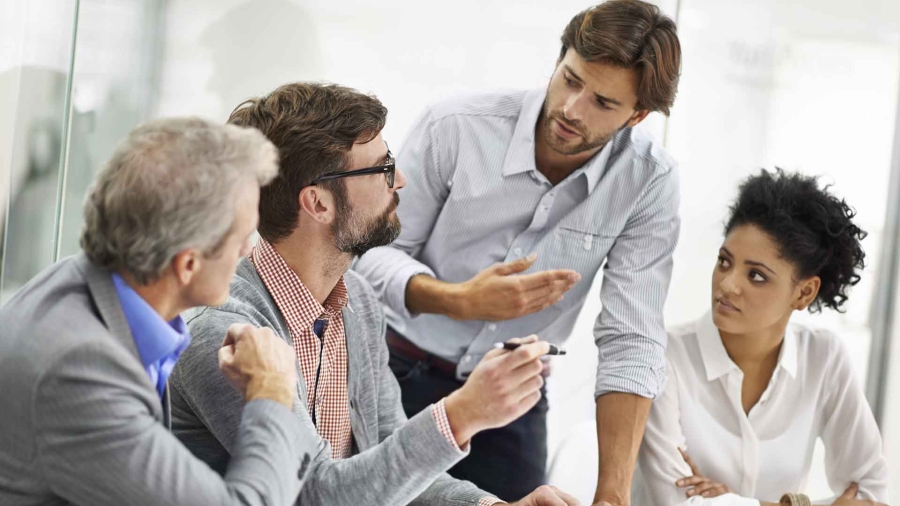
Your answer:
[171,248,202,287]
[298,185,336,225]
[626,109,651,128]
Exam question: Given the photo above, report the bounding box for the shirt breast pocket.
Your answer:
[544,226,616,308]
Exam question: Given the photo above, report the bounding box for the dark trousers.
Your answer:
[388,344,548,502]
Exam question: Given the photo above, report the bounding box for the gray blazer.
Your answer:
[0,254,315,506]
[170,258,492,506]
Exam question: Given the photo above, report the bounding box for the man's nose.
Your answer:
[393,167,407,190]
[562,92,586,124]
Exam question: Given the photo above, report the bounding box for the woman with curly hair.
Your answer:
[635,169,888,506]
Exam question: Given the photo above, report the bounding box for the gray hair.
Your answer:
[80,117,278,284]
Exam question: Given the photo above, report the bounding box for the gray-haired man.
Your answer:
[0,117,316,505]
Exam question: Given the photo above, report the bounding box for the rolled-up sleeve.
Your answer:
[354,106,450,319]
[594,164,680,399]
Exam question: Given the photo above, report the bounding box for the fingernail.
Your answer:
[527,253,537,261]
[676,480,683,486]
[702,492,709,497]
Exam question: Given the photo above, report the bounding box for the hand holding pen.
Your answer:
[443,335,551,447]
[494,340,567,355]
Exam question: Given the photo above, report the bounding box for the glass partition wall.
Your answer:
[0,0,78,301]
[0,0,162,301]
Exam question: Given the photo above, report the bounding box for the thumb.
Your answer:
[839,482,859,500]
[493,253,537,276]
[225,323,253,346]
[218,343,236,369]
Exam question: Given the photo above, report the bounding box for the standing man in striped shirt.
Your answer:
[353,1,682,504]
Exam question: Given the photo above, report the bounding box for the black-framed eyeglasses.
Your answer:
[310,146,396,188]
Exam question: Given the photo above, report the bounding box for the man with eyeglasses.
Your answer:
[169,83,580,506]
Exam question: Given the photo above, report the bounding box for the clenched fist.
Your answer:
[218,323,297,408]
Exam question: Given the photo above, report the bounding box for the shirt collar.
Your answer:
[697,311,799,381]
[110,273,191,370]
[778,324,798,378]
[500,87,616,195]
[251,238,349,334]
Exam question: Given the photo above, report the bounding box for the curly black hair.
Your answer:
[725,169,867,313]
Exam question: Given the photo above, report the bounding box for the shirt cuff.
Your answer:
[431,398,469,453]
[477,497,505,506]
[387,262,436,320]
[594,338,667,399]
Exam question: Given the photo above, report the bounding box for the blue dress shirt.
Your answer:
[112,273,192,398]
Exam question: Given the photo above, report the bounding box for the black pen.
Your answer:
[493,341,567,355]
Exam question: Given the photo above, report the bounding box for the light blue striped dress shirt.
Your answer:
[354,88,680,398]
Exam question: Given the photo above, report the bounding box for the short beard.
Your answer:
[331,186,401,258]
[541,104,630,156]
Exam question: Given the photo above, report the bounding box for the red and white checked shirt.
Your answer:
[253,239,501,504]
[252,238,353,458]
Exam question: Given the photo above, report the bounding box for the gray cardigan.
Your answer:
[170,258,492,506]
[0,254,311,506]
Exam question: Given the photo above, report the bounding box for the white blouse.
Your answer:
[635,312,888,506]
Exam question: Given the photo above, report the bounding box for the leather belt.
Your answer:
[385,327,458,378]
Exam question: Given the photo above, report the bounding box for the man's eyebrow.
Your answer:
[563,65,623,106]
[376,143,391,165]
[594,93,622,107]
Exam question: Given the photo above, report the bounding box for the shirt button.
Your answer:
[448,180,454,187]
[488,323,497,331]
[514,247,523,256]
[462,355,472,363]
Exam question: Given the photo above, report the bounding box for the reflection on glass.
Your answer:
[1,8,76,300]
[0,65,72,303]
[4,104,63,290]
[58,0,162,260]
